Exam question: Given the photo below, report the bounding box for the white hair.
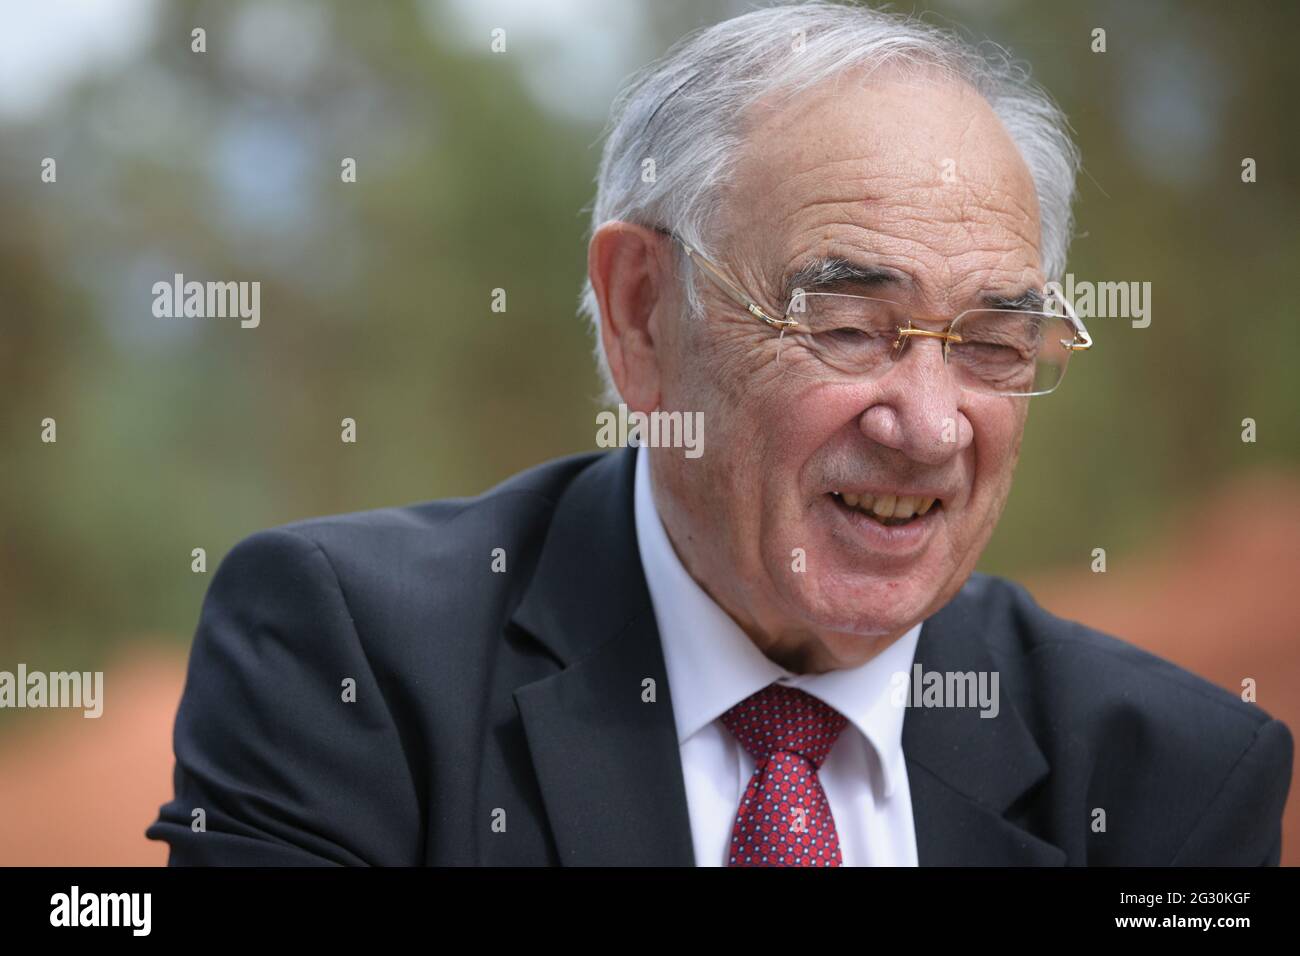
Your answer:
[579,1,1081,404]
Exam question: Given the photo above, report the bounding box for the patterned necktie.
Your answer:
[720,682,849,867]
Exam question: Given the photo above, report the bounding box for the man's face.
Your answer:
[652,73,1043,663]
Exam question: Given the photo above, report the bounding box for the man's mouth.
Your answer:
[828,490,942,527]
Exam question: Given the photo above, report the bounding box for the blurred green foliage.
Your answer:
[1,0,1296,670]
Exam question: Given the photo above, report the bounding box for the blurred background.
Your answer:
[1,0,1297,864]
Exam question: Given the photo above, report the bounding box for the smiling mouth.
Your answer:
[829,491,942,527]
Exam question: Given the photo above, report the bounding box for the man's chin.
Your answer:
[785,574,942,641]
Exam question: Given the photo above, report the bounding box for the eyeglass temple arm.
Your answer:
[654,227,802,331]
[1052,290,1092,351]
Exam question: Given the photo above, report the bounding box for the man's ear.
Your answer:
[588,222,672,412]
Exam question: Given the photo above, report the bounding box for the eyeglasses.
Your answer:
[658,227,1092,397]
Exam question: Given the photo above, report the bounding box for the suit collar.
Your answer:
[511,447,651,667]
[903,587,1065,864]
[510,447,695,864]
[509,447,1062,866]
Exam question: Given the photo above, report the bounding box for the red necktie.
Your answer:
[720,682,848,867]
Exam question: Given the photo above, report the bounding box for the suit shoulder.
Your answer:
[207,451,609,639]
[955,574,1292,863]
[198,451,610,695]
[235,451,603,558]
[959,573,1280,738]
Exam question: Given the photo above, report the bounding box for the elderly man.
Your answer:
[149,2,1290,866]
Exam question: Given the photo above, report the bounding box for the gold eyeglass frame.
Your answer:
[655,226,1093,393]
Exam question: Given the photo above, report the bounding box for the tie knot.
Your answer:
[720,683,848,769]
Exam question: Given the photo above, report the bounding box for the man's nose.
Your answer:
[856,337,972,463]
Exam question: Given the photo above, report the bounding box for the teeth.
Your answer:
[833,490,941,521]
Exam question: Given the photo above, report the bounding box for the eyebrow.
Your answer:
[781,256,1045,313]
[982,288,1045,311]
[780,257,910,302]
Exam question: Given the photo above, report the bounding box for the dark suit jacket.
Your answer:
[147,447,1293,865]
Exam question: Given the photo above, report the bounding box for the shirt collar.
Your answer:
[632,445,923,799]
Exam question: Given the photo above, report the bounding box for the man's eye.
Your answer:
[821,326,885,344]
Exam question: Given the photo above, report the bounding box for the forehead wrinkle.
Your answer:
[834,202,1036,270]
[734,115,1039,244]
[767,159,1037,246]
[753,159,888,230]
[766,171,997,244]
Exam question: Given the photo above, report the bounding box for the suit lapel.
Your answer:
[510,447,695,865]
[903,590,1066,865]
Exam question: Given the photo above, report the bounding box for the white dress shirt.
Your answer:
[632,446,922,866]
